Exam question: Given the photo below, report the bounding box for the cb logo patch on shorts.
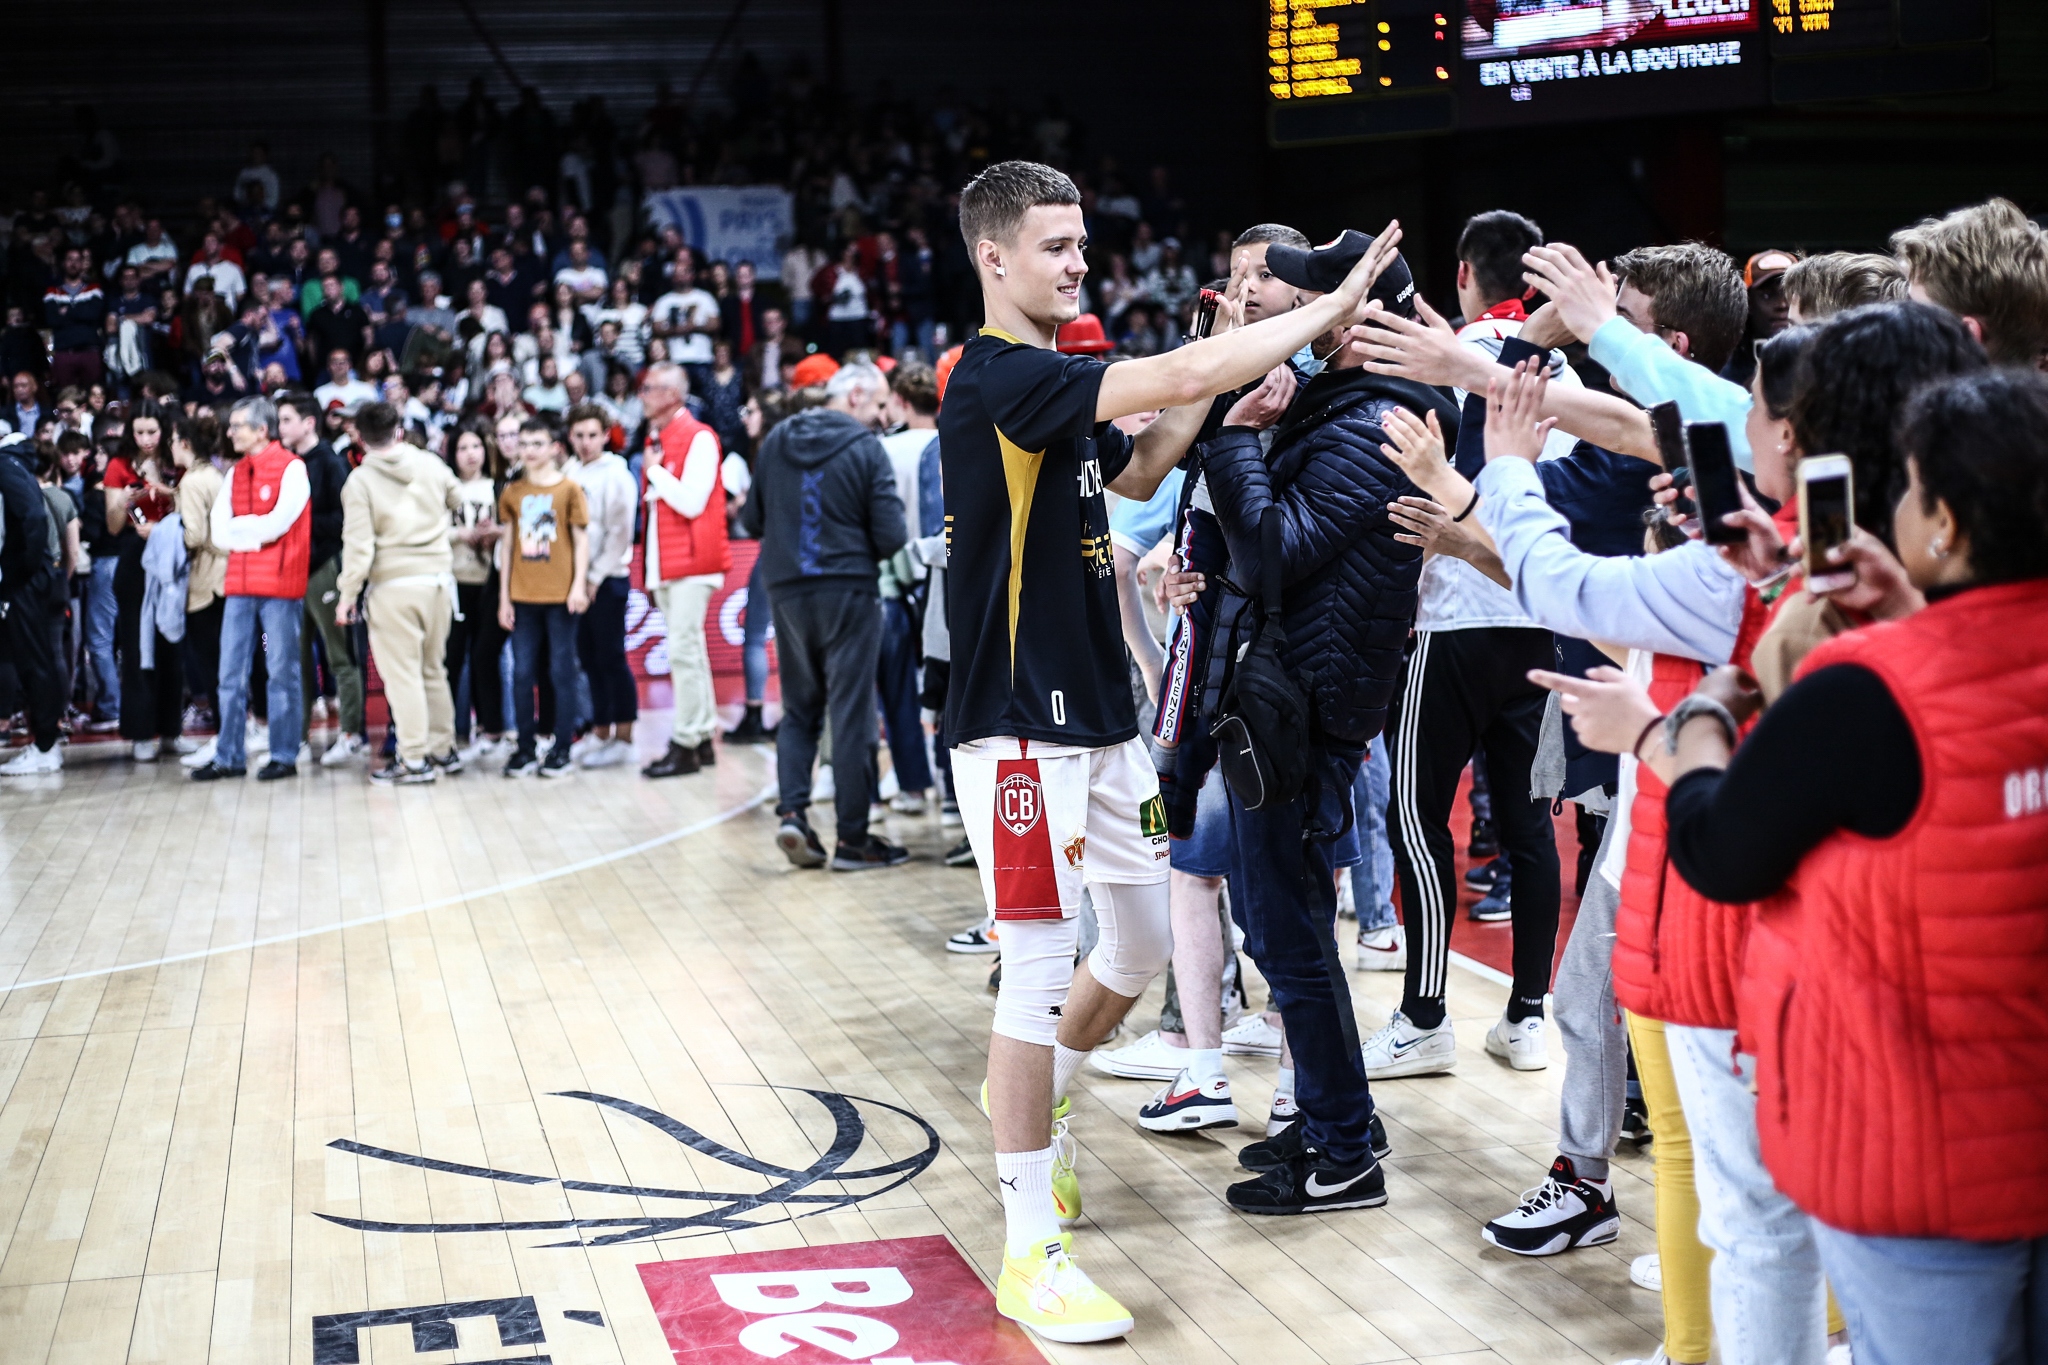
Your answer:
[996,772,1044,836]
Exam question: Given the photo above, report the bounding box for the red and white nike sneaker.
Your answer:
[1137,1070,1239,1133]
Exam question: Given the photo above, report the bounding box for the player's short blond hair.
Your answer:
[1889,198,2048,366]
[959,160,1080,255]
[1782,252,1907,321]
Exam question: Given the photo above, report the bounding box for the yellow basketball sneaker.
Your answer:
[980,1081,1082,1226]
[996,1239,1134,1343]
[1050,1113,1082,1228]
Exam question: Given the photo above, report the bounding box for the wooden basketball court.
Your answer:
[0,731,1663,1365]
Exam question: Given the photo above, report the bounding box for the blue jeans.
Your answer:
[511,602,579,754]
[1813,1223,2048,1365]
[1355,734,1397,932]
[217,595,304,769]
[876,596,930,792]
[742,553,771,703]
[86,555,120,716]
[1226,745,1376,1163]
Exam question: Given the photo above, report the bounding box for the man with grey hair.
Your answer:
[740,358,908,869]
[639,362,730,778]
[192,395,314,781]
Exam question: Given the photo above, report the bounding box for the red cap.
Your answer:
[1057,313,1113,354]
[789,353,841,389]
[874,355,898,374]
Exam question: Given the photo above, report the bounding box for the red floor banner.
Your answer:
[638,1235,1046,1365]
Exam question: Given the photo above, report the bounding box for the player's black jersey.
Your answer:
[940,328,1138,749]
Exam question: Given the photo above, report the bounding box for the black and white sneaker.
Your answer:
[946,921,999,954]
[1227,1146,1387,1215]
[832,834,910,871]
[1138,1070,1239,1132]
[1481,1155,1620,1256]
[1620,1095,1653,1147]
[503,748,539,778]
[776,816,828,868]
[1239,1110,1389,1171]
[1265,1093,1300,1137]
[943,836,977,868]
[1464,856,1506,892]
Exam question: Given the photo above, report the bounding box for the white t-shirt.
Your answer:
[555,264,608,297]
[652,288,720,365]
[313,377,378,412]
[186,259,247,310]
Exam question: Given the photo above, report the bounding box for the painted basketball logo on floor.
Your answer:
[316,1087,941,1247]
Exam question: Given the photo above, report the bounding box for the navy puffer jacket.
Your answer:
[1201,368,1458,746]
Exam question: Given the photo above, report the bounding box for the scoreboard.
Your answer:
[1267,0,1456,101]
[1269,0,1992,141]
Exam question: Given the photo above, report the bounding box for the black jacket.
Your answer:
[0,448,51,601]
[301,439,351,571]
[739,408,906,598]
[1201,367,1458,746]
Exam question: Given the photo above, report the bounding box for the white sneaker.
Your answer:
[1088,1030,1190,1081]
[321,732,367,768]
[459,733,502,763]
[1221,1014,1284,1057]
[1826,1344,1853,1365]
[0,744,62,776]
[173,735,200,755]
[1631,1253,1661,1292]
[245,719,269,754]
[1615,1349,1670,1365]
[1356,924,1407,972]
[1360,1010,1457,1079]
[1485,1013,1550,1071]
[941,799,962,827]
[1335,865,1356,919]
[295,742,312,766]
[180,735,218,769]
[132,738,159,762]
[580,738,629,768]
[890,788,930,814]
[812,763,835,802]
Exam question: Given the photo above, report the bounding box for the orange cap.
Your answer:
[1744,249,1798,289]
[935,344,965,404]
[788,352,841,389]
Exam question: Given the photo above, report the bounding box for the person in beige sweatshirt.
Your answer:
[172,416,229,742]
[336,400,464,783]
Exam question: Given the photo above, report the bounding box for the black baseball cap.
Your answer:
[1265,229,1417,319]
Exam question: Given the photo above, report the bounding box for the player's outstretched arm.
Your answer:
[1094,222,1402,423]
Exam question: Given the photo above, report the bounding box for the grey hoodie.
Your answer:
[740,407,906,598]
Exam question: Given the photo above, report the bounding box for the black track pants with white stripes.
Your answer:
[1386,627,1562,1029]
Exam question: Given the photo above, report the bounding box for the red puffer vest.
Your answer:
[641,410,730,587]
[1741,577,2048,1240]
[222,440,312,600]
[1612,588,1770,1027]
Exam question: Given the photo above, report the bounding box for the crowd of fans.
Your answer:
[2,77,2046,1365]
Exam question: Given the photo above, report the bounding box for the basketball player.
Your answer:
[942,159,1397,1342]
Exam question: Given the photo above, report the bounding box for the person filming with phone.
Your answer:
[1529,366,2048,1365]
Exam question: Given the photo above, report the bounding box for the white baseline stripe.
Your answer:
[1,781,777,994]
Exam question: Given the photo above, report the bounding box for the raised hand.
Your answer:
[1353,296,1483,389]
[1379,407,1466,506]
[1521,243,1618,344]
[1484,360,1556,464]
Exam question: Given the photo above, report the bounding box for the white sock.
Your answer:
[1052,1042,1090,1103]
[996,1145,1061,1257]
[1275,1065,1296,1101]
[1188,1047,1225,1083]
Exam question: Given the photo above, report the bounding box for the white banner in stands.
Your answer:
[643,187,793,278]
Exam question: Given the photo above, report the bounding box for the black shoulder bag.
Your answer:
[1209,507,1312,811]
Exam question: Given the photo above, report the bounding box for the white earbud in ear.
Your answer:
[995,265,1006,277]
